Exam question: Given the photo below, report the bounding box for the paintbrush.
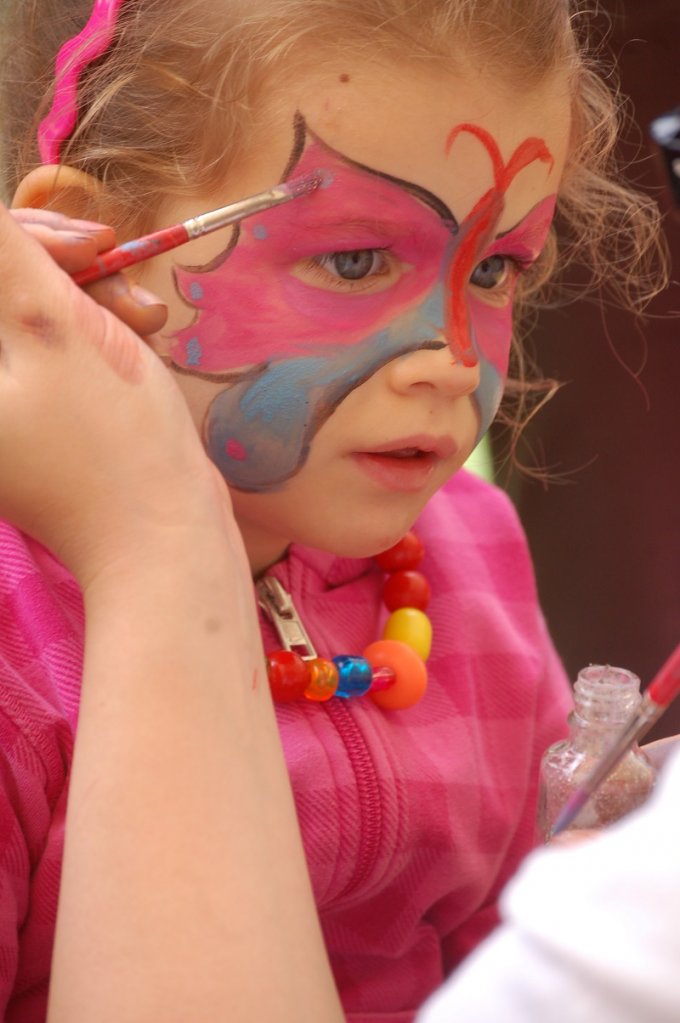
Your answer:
[71,171,322,287]
[551,642,680,837]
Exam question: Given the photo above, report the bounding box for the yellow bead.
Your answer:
[382,607,432,660]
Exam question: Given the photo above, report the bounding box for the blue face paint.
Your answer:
[186,337,203,366]
[205,284,502,492]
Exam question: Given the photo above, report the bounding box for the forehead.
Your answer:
[250,58,571,231]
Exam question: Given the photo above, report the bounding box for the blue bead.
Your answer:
[332,655,373,698]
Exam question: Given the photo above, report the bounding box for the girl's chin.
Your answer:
[231,475,441,569]
[298,517,425,561]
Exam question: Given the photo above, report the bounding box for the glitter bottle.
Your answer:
[537,665,657,840]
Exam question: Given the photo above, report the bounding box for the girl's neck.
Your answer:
[238,520,291,579]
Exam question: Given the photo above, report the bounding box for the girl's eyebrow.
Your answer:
[495,219,534,241]
[348,165,459,231]
[290,215,426,235]
[302,118,459,232]
[494,195,557,240]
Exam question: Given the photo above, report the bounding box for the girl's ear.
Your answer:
[12,165,105,220]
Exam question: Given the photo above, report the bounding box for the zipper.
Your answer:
[258,572,384,898]
[324,699,384,900]
[256,575,318,659]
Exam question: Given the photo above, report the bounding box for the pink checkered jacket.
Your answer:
[0,470,571,1022]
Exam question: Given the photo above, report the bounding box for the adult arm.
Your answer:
[0,203,344,1023]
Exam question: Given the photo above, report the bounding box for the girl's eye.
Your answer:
[320,249,384,280]
[469,254,512,290]
[294,247,399,294]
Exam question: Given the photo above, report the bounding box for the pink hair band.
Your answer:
[38,0,125,165]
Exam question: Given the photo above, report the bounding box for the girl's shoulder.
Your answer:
[415,470,550,638]
[0,520,83,740]
[417,469,531,567]
[417,470,571,720]
[425,468,525,535]
[0,524,77,1019]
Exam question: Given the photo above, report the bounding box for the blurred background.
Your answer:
[484,0,680,738]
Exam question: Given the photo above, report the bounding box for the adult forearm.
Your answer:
[47,544,344,1023]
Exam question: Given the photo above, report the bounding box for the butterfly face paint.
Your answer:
[169,116,556,492]
[464,191,556,433]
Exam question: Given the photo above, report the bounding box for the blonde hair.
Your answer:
[0,0,666,394]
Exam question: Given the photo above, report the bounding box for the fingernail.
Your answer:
[130,284,166,309]
[61,232,96,245]
[69,218,113,236]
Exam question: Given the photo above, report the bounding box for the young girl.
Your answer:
[0,1,662,1021]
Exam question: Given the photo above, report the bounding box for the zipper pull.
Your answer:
[256,577,318,660]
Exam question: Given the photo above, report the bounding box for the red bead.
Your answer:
[266,650,309,702]
[364,639,427,710]
[374,531,424,572]
[383,569,431,611]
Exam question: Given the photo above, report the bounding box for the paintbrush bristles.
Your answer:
[284,170,324,198]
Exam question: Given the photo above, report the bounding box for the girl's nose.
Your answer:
[384,341,481,398]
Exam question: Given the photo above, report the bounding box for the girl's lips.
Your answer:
[365,434,457,459]
[352,449,439,492]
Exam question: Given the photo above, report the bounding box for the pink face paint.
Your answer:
[444,124,554,367]
[470,194,557,377]
[465,193,556,434]
[172,143,451,372]
[225,438,248,461]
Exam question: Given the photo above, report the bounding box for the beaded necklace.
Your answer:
[256,532,431,710]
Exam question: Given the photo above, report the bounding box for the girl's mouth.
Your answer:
[378,447,423,458]
[352,448,439,492]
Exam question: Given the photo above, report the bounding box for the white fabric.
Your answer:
[418,747,680,1023]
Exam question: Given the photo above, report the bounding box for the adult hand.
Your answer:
[548,829,601,847]
[10,207,168,337]
[0,201,238,588]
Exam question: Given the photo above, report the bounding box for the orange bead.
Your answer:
[364,639,427,710]
[304,658,339,702]
[374,531,424,572]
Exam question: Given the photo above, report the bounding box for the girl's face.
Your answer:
[142,58,571,572]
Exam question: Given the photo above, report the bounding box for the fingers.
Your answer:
[85,277,168,336]
[548,829,600,847]
[11,207,116,247]
[9,207,168,336]
[11,207,116,271]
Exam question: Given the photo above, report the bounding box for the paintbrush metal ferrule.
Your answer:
[71,170,322,286]
[183,174,321,239]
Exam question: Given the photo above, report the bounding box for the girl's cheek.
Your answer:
[170,255,442,373]
[468,293,514,440]
[469,293,514,381]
